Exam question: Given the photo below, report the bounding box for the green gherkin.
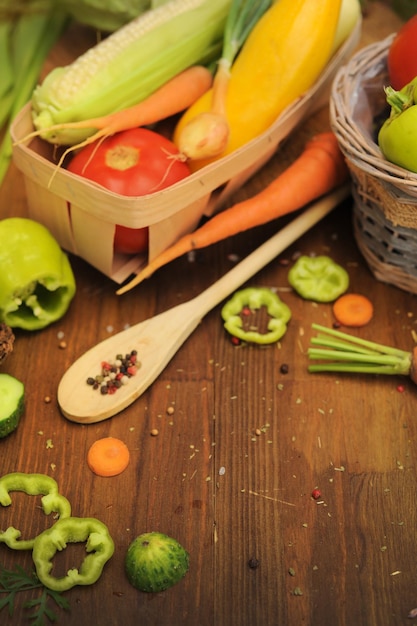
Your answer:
[125,532,189,593]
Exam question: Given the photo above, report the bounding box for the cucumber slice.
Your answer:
[0,373,24,438]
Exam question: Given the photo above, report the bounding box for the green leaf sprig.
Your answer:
[0,564,70,626]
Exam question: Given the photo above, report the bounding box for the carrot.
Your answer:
[332,294,374,328]
[18,65,213,168]
[116,132,350,295]
[87,436,130,477]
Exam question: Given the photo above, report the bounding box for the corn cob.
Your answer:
[32,0,232,145]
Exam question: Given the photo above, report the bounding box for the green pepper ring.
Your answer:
[0,472,71,550]
[221,287,291,344]
[32,516,115,592]
[287,255,349,303]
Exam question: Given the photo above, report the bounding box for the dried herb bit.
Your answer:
[308,324,417,384]
[0,564,70,625]
[0,323,14,364]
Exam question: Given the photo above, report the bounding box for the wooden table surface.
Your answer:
[2,3,417,625]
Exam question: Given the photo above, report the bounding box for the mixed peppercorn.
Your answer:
[86,349,139,394]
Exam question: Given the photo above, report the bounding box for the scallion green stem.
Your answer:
[0,9,69,187]
[308,323,414,380]
[222,0,271,68]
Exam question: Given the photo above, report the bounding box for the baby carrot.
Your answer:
[18,65,213,163]
[117,132,350,295]
[332,293,374,327]
[87,436,130,477]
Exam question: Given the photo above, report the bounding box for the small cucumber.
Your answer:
[0,373,24,438]
[125,532,189,593]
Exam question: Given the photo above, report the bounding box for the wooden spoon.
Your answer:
[58,185,349,423]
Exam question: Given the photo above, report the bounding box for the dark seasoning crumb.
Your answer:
[0,322,14,364]
[87,350,139,395]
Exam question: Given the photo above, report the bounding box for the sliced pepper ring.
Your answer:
[221,287,291,344]
[287,255,349,303]
[0,472,71,550]
[32,516,115,591]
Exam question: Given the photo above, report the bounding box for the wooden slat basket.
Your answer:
[11,21,360,284]
[330,34,417,295]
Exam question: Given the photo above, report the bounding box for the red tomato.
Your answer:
[388,14,417,90]
[67,128,191,255]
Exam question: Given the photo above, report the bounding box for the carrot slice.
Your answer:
[87,437,130,477]
[332,293,374,327]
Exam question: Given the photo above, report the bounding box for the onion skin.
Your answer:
[178,112,230,161]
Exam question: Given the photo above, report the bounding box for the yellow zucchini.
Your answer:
[174,0,343,169]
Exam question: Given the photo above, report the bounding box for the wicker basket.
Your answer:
[10,21,361,284]
[330,34,417,295]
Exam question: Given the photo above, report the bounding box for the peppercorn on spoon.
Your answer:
[58,185,350,423]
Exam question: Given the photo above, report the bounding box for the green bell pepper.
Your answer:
[32,516,115,591]
[221,287,291,344]
[0,472,71,550]
[378,79,417,172]
[288,255,349,303]
[0,217,76,330]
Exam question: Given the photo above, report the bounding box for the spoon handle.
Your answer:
[58,186,349,424]
[192,185,350,317]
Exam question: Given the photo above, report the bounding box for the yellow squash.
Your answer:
[173,0,343,170]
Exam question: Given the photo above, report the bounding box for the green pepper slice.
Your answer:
[0,218,76,330]
[0,472,71,550]
[32,516,115,591]
[221,287,291,344]
[288,255,349,303]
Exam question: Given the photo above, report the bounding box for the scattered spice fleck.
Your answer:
[44,396,51,404]
[397,385,405,393]
[292,587,303,596]
[57,331,65,340]
[58,340,67,349]
[150,429,159,437]
[408,607,417,619]
[255,429,262,436]
[280,363,289,374]
[46,439,53,449]
[288,567,296,577]
[219,466,226,476]
[166,406,175,415]
[248,557,259,569]
[390,570,401,576]
[311,489,322,500]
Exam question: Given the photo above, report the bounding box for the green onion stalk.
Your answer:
[308,324,417,384]
[177,0,272,161]
[0,9,70,189]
